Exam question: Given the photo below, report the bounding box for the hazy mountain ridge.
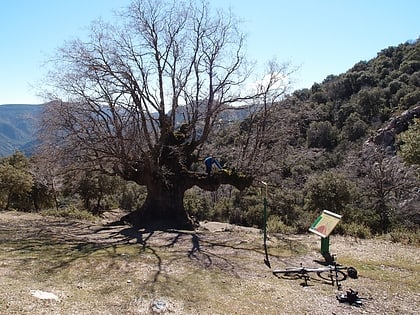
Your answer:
[0,104,43,156]
[0,103,253,157]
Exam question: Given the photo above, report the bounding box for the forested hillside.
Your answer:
[1,39,418,238]
[204,38,419,236]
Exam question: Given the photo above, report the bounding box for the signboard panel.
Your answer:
[309,210,342,238]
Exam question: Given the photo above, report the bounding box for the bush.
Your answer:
[306,121,339,150]
[342,113,368,141]
[212,197,233,222]
[243,205,264,228]
[338,222,372,239]
[41,206,97,221]
[290,209,319,234]
[304,171,354,214]
[400,90,420,107]
[267,215,296,234]
[388,228,419,245]
[398,118,420,167]
[119,183,146,211]
[184,192,213,221]
[227,207,244,225]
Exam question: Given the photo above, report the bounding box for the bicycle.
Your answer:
[272,261,357,287]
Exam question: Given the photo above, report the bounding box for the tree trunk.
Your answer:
[117,149,253,230]
[121,180,193,230]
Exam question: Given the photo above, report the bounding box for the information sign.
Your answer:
[309,210,342,238]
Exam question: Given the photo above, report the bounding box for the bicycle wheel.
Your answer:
[273,269,302,280]
[317,269,346,282]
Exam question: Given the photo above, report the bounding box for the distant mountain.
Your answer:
[0,102,253,158]
[0,104,43,157]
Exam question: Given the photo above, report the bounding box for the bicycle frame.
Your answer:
[273,263,349,287]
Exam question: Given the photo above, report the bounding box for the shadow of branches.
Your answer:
[0,214,275,288]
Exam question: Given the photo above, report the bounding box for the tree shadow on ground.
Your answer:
[93,219,269,276]
[1,214,275,288]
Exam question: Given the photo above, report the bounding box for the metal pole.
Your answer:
[321,236,333,263]
[261,181,270,268]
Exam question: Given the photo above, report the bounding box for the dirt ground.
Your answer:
[0,210,419,314]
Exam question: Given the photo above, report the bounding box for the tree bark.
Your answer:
[119,165,253,230]
[121,179,194,230]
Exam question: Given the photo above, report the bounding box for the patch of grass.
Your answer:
[265,235,310,258]
[40,206,98,221]
[387,228,420,245]
[337,254,419,292]
[267,215,297,234]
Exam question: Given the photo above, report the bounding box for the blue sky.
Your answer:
[0,0,419,105]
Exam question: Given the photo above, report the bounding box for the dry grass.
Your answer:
[0,211,419,314]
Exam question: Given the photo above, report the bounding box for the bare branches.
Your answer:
[39,0,294,189]
[228,60,294,173]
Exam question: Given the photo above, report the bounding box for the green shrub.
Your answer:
[398,118,420,166]
[306,121,339,150]
[271,207,318,234]
[118,183,146,211]
[41,206,97,221]
[339,222,372,239]
[388,228,419,245]
[304,171,354,214]
[185,192,213,221]
[242,205,263,228]
[267,215,296,234]
[227,207,244,225]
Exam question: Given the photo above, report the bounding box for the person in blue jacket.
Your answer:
[204,156,222,175]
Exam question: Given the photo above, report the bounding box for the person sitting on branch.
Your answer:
[204,156,223,176]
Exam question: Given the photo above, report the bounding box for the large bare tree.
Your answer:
[39,0,289,228]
